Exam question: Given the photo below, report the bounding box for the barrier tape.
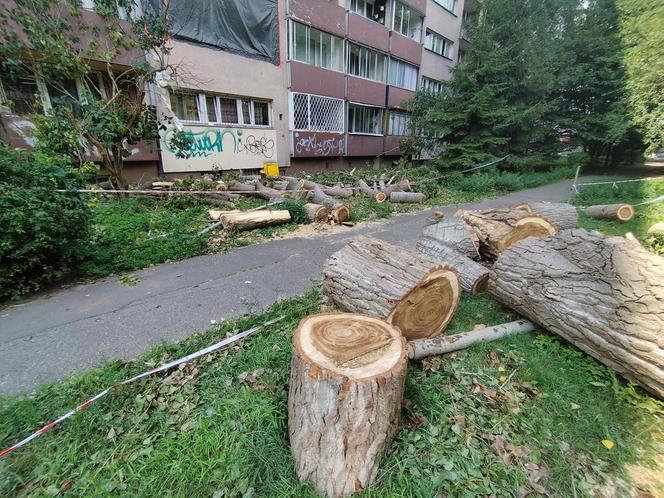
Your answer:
[0,315,288,459]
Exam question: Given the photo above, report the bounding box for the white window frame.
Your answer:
[388,57,418,91]
[425,29,454,59]
[392,1,423,42]
[347,102,384,136]
[432,0,456,14]
[347,43,387,83]
[347,0,387,24]
[171,90,272,128]
[388,110,411,136]
[289,21,344,73]
[290,92,345,132]
[421,77,444,94]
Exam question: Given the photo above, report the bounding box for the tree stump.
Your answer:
[389,191,426,203]
[422,217,480,259]
[585,203,635,221]
[310,188,350,223]
[528,202,578,230]
[490,229,664,399]
[304,203,328,222]
[288,313,408,497]
[416,237,489,294]
[323,236,461,340]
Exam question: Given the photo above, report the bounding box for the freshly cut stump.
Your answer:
[585,203,635,222]
[304,203,328,222]
[323,236,461,340]
[310,188,350,223]
[422,217,480,259]
[490,229,664,399]
[288,313,408,497]
[416,237,489,294]
[528,202,578,230]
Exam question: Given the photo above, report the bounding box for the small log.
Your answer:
[209,209,241,221]
[299,178,353,198]
[209,191,240,202]
[220,210,291,231]
[357,179,386,202]
[416,237,489,294]
[323,236,461,340]
[255,181,285,202]
[528,202,578,230]
[309,188,350,223]
[408,320,536,360]
[151,181,174,189]
[284,177,307,201]
[389,191,425,203]
[381,179,411,196]
[304,203,328,222]
[289,313,407,497]
[585,203,635,222]
[422,217,479,259]
[227,181,258,194]
[490,229,664,399]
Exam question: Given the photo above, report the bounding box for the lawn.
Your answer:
[1,179,662,497]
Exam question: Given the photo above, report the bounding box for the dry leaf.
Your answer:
[601,439,615,449]
[107,427,116,440]
[473,324,487,331]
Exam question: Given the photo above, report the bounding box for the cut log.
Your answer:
[422,217,480,259]
[357,179,387,202]
[389,191,426,203]
[408,320,536,360]
[220,210,291,231]
[323,236,461,340]
[255,181,285,202]
[205,198,235,209]
[458,207,556,259]
[309,188,350,223]
[490,229,664,399]
[303,203,328,222]
[209,209,241,221]
[227,181,257,194]
[528,202,578,230]
[585,203,635,222]
[416,237,489,294]
[380,179,411,196]
[299,178,353,198]
[284,177,307,201]
[288,313,407,497]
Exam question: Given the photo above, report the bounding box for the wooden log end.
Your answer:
[331,205,350,223]
[616,204,635,221]
[500,217,556,252]
[375,192,387,203]
[471,273,490,294]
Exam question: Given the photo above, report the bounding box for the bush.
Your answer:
[0,145,90,299]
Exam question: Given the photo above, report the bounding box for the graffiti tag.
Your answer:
[163,127,274,159]
[294,133,345,156]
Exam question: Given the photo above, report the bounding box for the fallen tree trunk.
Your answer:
[528,202,578,230]
[227,181,258,195]
[299,179,353,198]
[289,313,407,497]
[458,207,556,259]
[220,210,291,231]
[422,217,480,259]
[303,203,328,222]
[389,191,425,203]
[284,177,307,201]
[309,188,349,223]
[380,179,410,196]
[490,229,664,399]
[323,236,461,340]
[416,237,489,294]
[408,320,536,360]
[585,203,635,222]
[255,181,285,202]
[357,179,387,202]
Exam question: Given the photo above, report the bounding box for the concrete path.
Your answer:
[0,178,586,394]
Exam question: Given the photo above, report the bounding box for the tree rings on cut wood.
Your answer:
[585,203,635,222]
[288,313,407,497]
[303,203,328,222]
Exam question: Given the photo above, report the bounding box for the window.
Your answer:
[348,44,387,82]
[348,104,383,135]
[348,0,386,24]
[291,93,345,132]
[0,74,40,114]
[388,58,418,90]
[220,98,239,123]
[170,91,200,121]
[425,30,453,59]
[392,1,423,42]
[169,90,270,127]
[421,77,444,94]
[291,22,344,72]
[388,111,411,136]
[433,0,456,13]
[253,101,269,126]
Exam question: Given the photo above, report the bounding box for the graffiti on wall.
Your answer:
[293,131,345,157]
[160,125,278,172]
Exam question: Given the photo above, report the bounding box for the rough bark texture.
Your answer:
[528,202,578,230]
[389,191,426,203]
[422,217,480,259]
[255,181,285,202]
[358,179,386,202]
[585,203,635,221]
[220,210,291,231]
[489,229,664,399]
[310,188,350,223]
[416,237,489,294]
[289,313,408,497]
[380,179,411,196]
[323,236,461,340]
[324,186,354,198]
[304,203,328,222]
[227,181,257,193]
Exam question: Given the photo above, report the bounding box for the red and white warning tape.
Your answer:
[0,315,286,459]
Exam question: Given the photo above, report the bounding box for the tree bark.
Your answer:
[300,179,353,198]
[228,181,258,194]
[528,202,578,230]
[416,237,489,294]
[310,188,350,223]
[389,191,426,203]
[288,313,407,497]
[357,179,386,202]
[422,217,480,259]
[380,179,411,196]
[323,236,461,340]
[304,203,328,222]
[220,210,291,231]
[489,229,664,399]
[585,203,635,222]
[255,181,285,202]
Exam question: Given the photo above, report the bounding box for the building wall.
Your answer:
[421,0,463,81]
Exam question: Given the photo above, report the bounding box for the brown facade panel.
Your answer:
[383,135,405,155]
[291,131,346,157]
[387,86,417,109]
[403,0,428,13]
[290,62,346,99]
[347,76,387,107]
[289,0,346,37]
[347,13,390,53]
[389,33,423,65]
[346,134,383,156]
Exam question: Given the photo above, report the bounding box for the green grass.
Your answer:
[1,288,661,497]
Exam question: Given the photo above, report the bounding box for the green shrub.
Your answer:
[0,145,90,300]
[275,198,309,224]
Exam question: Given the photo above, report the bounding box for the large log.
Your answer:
[255,181,285,202]
[220,210,291,231]
[309,188,350,223]
[528,202,578,230]
[323,236,461,340]
[303,203,328,222]
[416,237,489,294]
[288,313,407,497]
[422,217,480,259]
[585,203,635,222]
[458,207,556,259]
[490,229,664,399]
[357,179,387,203]
[299,178,353,198]
[380,179,411,196]
[389,191,426,203]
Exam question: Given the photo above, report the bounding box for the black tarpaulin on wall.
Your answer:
[146,0,280,65]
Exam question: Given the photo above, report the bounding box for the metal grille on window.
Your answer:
[292,93,344,132]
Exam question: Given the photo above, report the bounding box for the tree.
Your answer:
[0,0,182,189]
